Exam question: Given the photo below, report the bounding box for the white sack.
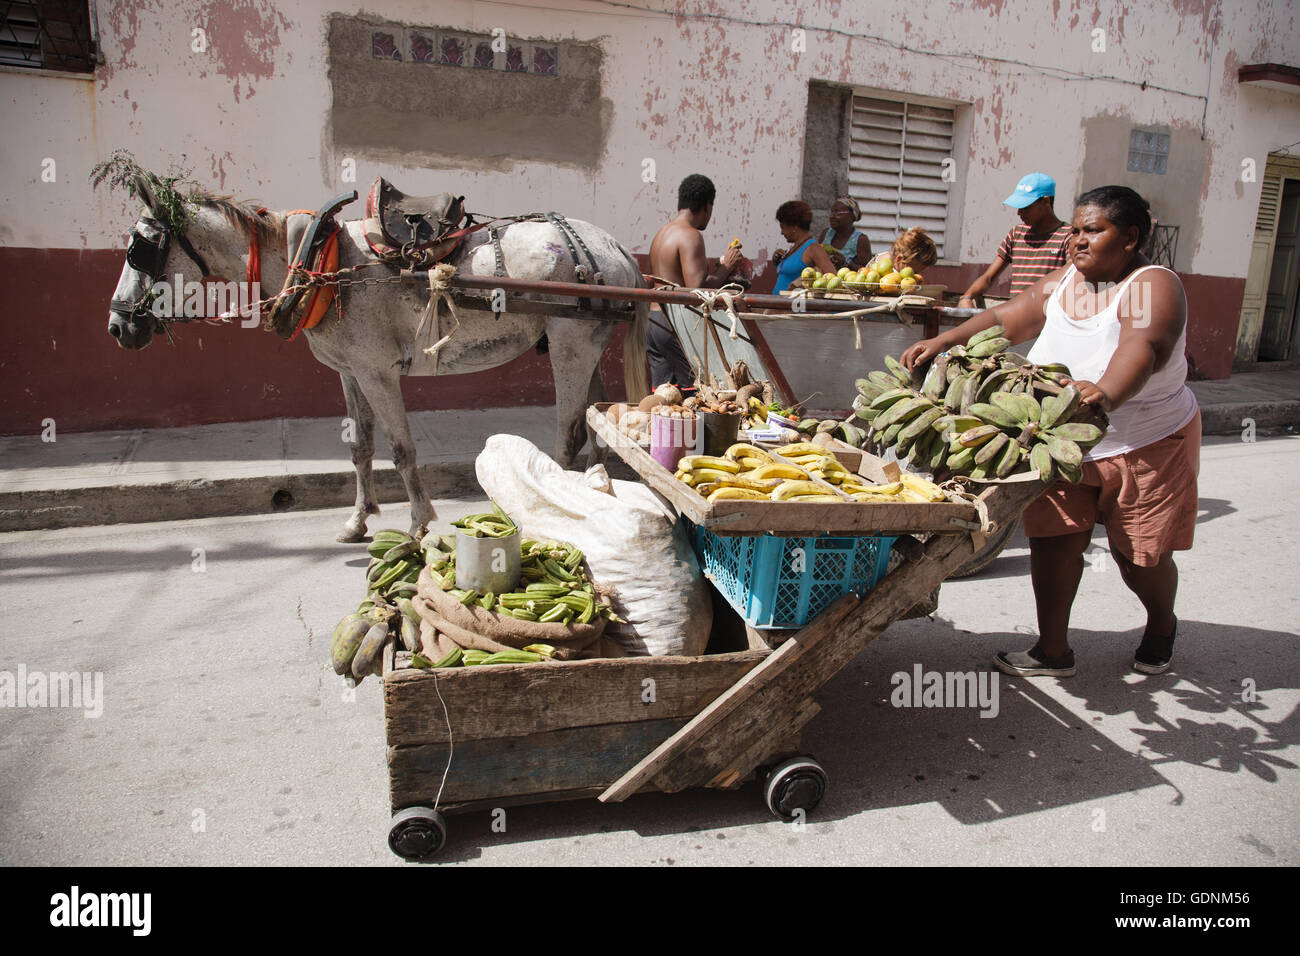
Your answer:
[475,435,711,657]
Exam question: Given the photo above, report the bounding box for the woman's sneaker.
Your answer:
[994,645,1076,678]
[1134,618,1177,675]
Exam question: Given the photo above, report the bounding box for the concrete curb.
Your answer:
[0,462,481,533]
[0,456,644,533]
[1198,401,1300,436]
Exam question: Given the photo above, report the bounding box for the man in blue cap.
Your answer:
[958,173,1072,307]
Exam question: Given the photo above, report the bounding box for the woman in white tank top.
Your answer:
[902,186,1199,679]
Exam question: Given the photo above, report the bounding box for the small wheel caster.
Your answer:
[764,756,828,820]
[388,806,447,861]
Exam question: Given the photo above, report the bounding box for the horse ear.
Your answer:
[130,172,158,215]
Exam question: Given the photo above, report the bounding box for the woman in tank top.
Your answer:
[771,200,837,293]
[902,186,1200,679]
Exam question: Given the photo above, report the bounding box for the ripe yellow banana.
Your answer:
[843,481,904,495]
[679,455,740,473]
[749,462,807,481]
[772,480,841,501]
[707,487,769,502]
[688,467,740,485]
[774,442,827,457]
[724,443,774,463]
[785,494,847,503]
[900,473,947,502]
[712,474,783,491]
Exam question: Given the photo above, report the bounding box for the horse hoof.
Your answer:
[337,527,366,544]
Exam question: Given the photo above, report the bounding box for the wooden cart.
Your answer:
[380,405,1047,861]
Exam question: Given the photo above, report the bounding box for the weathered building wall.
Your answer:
[1,0,1297,433]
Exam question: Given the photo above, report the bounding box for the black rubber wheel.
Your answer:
[388,806,447,861]
[950,514,1021,578]
[764,756,828,820]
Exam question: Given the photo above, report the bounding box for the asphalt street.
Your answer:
[0,433,1296,866]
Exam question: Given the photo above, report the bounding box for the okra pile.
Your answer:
[426,526,623,626]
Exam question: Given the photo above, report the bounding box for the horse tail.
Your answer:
[618,245,650,401]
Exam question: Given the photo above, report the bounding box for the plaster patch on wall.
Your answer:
[1080,112,1207,272]
[328,14,611,172]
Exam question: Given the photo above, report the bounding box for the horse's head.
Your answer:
[104,167,214,350]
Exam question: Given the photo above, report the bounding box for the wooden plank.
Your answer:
[388,718,687,808]
[383,651,766,747]
[588,405,981,536]
[600,478,1046,801]
[599,593,858,801]
[694,697,820,791]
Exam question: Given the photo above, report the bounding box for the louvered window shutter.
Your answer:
[1255,175,1282,236]
[849,95,953,258]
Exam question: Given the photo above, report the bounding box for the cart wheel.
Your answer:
[388,806,447,861]
[764,756,828,820]
[950,514,1021,578]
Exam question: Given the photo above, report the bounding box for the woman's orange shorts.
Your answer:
[1021,410,1201,567]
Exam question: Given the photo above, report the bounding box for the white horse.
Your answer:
[105,173,649,542]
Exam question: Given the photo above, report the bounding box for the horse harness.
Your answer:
[113,215,215,333]
[118,178,632,344]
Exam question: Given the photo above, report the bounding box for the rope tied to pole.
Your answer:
[781,290,917,349]
[419,263,461,373]
[689,284,747,339]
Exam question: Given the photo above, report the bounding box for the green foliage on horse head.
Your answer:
[90,148,202,236]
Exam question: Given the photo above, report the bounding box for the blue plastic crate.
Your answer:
[691,523,896,629]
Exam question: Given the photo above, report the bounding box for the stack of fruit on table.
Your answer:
[794,254,925,296]
[329,506,621,681]
[850,326,1109,481]
[673,440,948,504]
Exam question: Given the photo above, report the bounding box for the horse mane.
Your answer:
[193,191,286,246]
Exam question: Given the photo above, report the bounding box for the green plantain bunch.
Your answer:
[851,326,1109,483]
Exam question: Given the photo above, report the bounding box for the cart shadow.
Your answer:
[800,617,1298,827]
[419,617,1297,862]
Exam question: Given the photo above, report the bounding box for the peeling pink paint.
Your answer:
[97,0,158,84]
[197,0,290,85]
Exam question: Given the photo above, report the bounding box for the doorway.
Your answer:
[1235,153,1300,367]
[1259,178,1300,360]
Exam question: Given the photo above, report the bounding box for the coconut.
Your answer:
[654,383,683,405]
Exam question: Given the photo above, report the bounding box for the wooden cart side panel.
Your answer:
[693,697,821,791]
[602,479,1047,799]
[387,718,688,809]
[587,406,980,535]
[383,652,766,747]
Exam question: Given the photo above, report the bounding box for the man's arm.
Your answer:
[1072,269,1187,411]
[958,257,1009,306]
[679,231,741,288]
[902,265,1064,370]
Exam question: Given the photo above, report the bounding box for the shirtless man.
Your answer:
[646,174,743,390]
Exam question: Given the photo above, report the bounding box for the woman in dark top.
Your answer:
[771,200,837,293]
[822,196,871,270]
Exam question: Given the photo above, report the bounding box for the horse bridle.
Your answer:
[112,214,213,327]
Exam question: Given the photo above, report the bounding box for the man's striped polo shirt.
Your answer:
[996,223,1072,295]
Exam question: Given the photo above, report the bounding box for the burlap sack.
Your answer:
[415,566,608,661]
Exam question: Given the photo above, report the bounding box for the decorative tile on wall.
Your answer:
[532,44,558,76]
[372,31,401,60]
[439,34,467,67]
[369,29,559,75]
[410,31,435,63]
